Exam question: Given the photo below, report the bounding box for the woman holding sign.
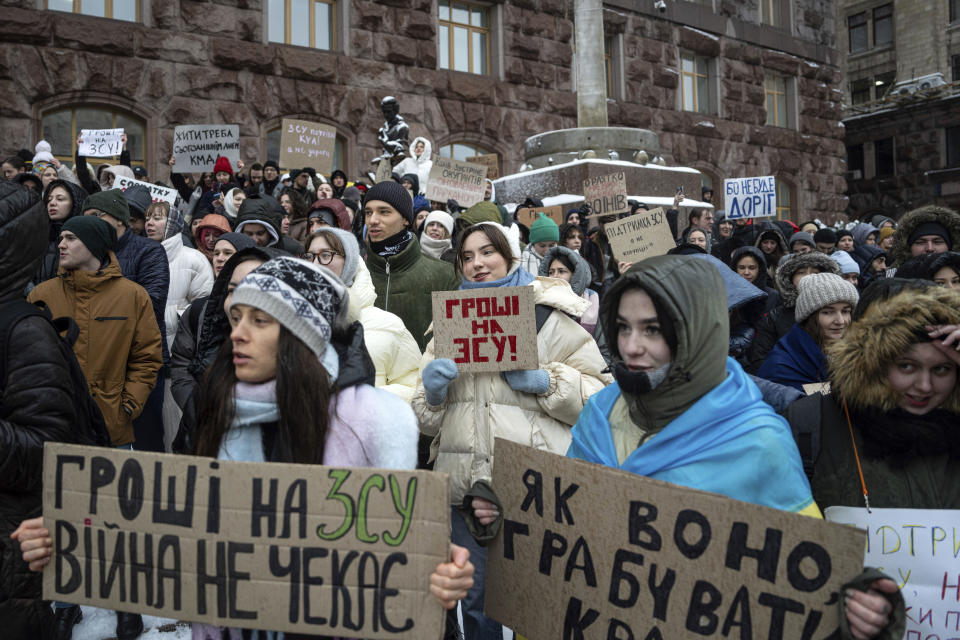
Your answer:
[15,256,475,638]
[413,221,611,640]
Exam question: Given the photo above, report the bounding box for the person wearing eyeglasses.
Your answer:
[302,228,421,402]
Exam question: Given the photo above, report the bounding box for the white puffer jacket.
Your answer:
[161,234,214,348]
[347,260,422,402]
[412,277,613,503]
[394,137,433,195]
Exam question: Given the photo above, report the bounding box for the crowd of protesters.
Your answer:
[2,135,960,640]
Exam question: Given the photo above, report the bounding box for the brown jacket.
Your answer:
[27,252,163,445]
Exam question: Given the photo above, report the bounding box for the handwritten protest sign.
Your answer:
[279,118,337,175]
[425,156,487,208]
[725,175,777,219]
[79,128,124,157]
[172,124,240,173]
[486,439,866,640]
[515,205,564,228]
[604,207,675,262]
[466,154,500,181]
[430,287,537,373]
[113,175,178,206]
[584,172,630,217]
[43,443,449,639]
[825,507,960,639]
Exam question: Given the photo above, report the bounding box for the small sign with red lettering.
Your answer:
[431,287,538,373]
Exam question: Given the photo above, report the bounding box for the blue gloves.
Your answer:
[423,358,459,406]
[501,369,551,395]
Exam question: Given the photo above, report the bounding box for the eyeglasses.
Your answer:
[301,250,343,265]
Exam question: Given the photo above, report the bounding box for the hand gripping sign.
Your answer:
[431,287,539,373]
[43,443,450,639]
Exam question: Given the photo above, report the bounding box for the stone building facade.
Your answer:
[838,0,960,220]
[1,0,844,219]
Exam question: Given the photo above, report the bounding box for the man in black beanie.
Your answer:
[813,228,837,254]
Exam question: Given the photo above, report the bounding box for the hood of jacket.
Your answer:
[346,260,377,323]
[235,198,282,246]
[753,223,788,254]
[731,245,775,290]
[197,213,232,235]
[850,221,879,247]
[538,246,590,296]
[852,243,886,270]
[889,205,960,267]
[689,253,765,312]
[309,198,351,230]
[43,179,88,241]
[408,137,432,165]
[870,214,896,229]
[400,173,420,196]
[775,252,840,308]
[829,286,960,414]
[0,182,46,301]
[533,275,590,317]
[599,255,729,430]
[100,164,135,190]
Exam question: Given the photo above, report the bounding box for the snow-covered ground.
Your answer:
[71,606,190,640]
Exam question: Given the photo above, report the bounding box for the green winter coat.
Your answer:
[365,235,459,351]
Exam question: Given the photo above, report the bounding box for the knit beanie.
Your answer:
[908,222,951,248]
[216,232,256,253]
[230,257,347,376]
[423,210,454,236]
[789,231,816,251]
[837,229,854,243]
[122,184,153,218]
[362,181,414,227]
[460,201,502,226]
[32,140,55,170]
[830,250,860,275]
[213,156,234,176]
[528,213,560,244]
[795,272,860,322]
[813,228,837,245]
[62,215,118,262]
[82,189,130,225]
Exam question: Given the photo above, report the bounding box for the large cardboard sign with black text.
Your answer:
[466,154,500,181]
[431,287,538,373]
[515,205,564,228]
[486,440,866,640]
[43,443,449,639]
[425,156,487,208]
[583,172,630,216]
[604,207,675,262]
[172,124,240,173]
[279,118,337,175]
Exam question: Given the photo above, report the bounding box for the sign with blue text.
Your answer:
[42,443,449,639]
[724,176,777,219]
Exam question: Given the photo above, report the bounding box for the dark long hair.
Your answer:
[454,223,515,276]
[193,325,336,464]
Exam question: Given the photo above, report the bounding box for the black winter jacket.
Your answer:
[115,227,171,362]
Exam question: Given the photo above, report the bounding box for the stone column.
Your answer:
[574,0,608,128]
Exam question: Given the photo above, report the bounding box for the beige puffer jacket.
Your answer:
[412,276,613,503]
[347,260,421,402]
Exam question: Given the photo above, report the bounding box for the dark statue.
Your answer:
[372,96,410,165]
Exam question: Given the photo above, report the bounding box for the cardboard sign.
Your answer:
[79,128,124,157]
[826,507,960,639]
[725,176,777,219]
[515,205,564,228]
[583,172,630,217]
[113,175,178,206]
[425,156,487,209]
[375,158,394,185]
[486,439,866,640]
[43,443,449,639]
[278,118,337,175]
[172,124,240,173]
[466,154,500,181]
[430,287,538,373]
[604,207,675,262]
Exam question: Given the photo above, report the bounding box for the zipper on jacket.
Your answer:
[384,260,391,312]
[95,316,128,321]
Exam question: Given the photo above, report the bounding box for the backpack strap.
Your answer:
[534,304,554,333]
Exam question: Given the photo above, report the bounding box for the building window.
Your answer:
[759,0,782,27]
[952,0,960,23]
[438,0,490,75]
[848,12,867,53]
[680,53,713,114]
[775,181,791,221]
[875,138,895,176]
[41,106,145,167]
[952,54,960,82]
[267,0,336,50]
[604,38,613,98]
[764,75,787,127]
[265,125,345,172]
[439,142,495,162]
[851,78,872,105]
[873,71,895,100]
[873,4,893,47]
[947,127,960,168]
[847,144,865,177]
[45,0,140,21]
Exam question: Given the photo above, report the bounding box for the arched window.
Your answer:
[439,142,495,162]
[776,180,792,220]
[265,126,346,175]
[41,106,146,168]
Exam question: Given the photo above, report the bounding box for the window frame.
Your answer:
[266,0,338,51]
[438,0,491,76]
[873,71,895,100]
[872,4,893,47]
[775,180,792,221]
[874,137,895,177]
[41,105,147,169]
[951,0,960,23]
[43,0,141,22]
[850,77,872,105]
[847,143,865,177]
[679,52,717,115]
[952,54,960,83]
[764,75,788,127]
[848,12,868,53]
[438,142,496,163]
[759,0,784,28]
[946,126,960,168]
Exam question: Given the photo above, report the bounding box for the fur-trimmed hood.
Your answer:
[828,286,960,414]
[889,205,960,267]
[774,252,840,308]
